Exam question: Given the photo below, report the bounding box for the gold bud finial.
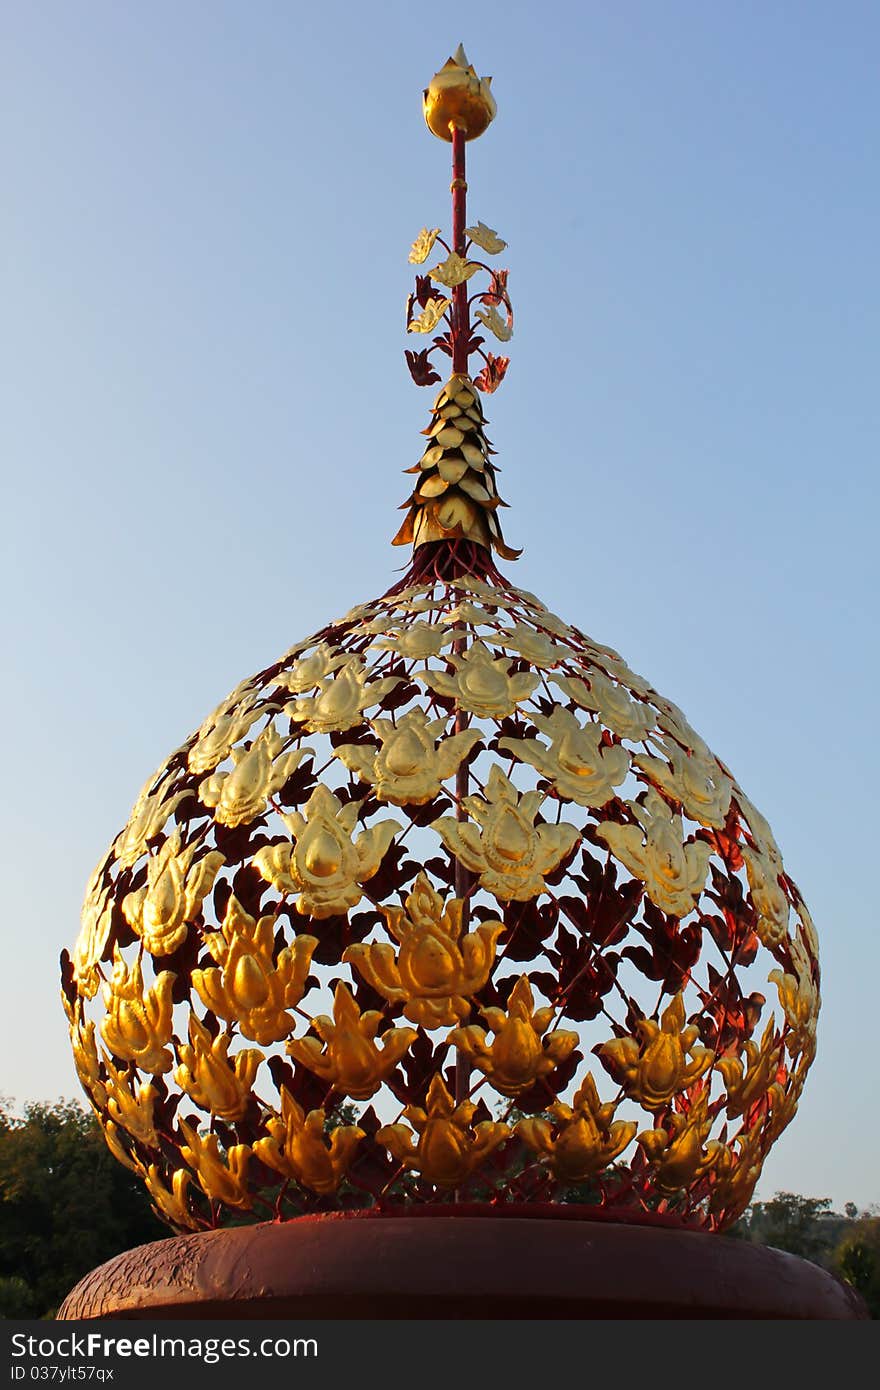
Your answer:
[423,44,496,141]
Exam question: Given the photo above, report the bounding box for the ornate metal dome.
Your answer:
[62,46,819,1236]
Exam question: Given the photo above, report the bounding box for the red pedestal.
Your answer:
[57,1207,866,1320]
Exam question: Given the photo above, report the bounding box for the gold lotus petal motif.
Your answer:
[253,1088,364,1194]
[179,1120,252,1209]
[638,1088,724,1194]
[198,726,308,829]
[429,251,479,287]
[449,975,578,1096]
[599,993,714,1111]
[595,789,712,917]
[516,1073,637,1181]
[287,659,401,734]
[635,741,733,829]
[255,785,400,918]
[555,671,655,743]
[122,831,224,956]
[474,304,512,341]
[334,708,481,807]
[100,950,176,1075]
[174,1014,264,1121]
[418,641,539,718]
[288,982,417,1100]
[501,707,630,809]
[743,843,791,948]
[433,766,580,902]
[278,642,349,694]
[377,1075,508,1186]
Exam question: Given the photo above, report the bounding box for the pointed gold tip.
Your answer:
[423,46,497,142]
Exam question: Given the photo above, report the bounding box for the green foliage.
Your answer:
[834,1218,880,1319]
[0,1098,167,1319]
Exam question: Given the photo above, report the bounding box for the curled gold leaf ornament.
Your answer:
[287,982,417,1099]
[198,727,308,829]
[516,1073,637,1181]
[595,789,712,917]
[473,304,512,342]
[335,708,481,806]
[500,707,630,809]
[599,993,714,1111]
[429,251,478,287]
[143,1165,200,1231]
[742,843,791,948]
[408,297,451,334]
[178,1120,253,1210]
[344,872,504,1028]
[433,766,580,902]
[466,221,507,254]
[102,1120,142,1174]
[253,1088,365,1195]
[555,670,655,743]
[448,975,578,1096]
[192,896,317,1045]
[635,741,733,829]
[717,1015,785,1119]
[769,941,820,1065]
[70,1015,106,1108]
[637,1088,725,1194]
[377,1074,509,1186]
[254,786,400,919]
[409,227,441,264]
[418,641,538,718]
[174,1015,264,1121]
[122,832,225,956]
[100,951,176,1075]
[286,658,401,734]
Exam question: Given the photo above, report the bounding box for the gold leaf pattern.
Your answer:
[288,982,416,1099]
[253,1088,365,1195]
[500,707,630,808]
[335,708,481,806]
[595,789,712,916]
[465,221,507,254]
[448,975,577,1096]
[599,993,714,1111]
[429,251,478,287]
[516,1073,637,1181]
[408,297,451,334]
[122,832,224,956]
[408,227,441,264]
[377,1075,508,1186]
[418,641,538,718]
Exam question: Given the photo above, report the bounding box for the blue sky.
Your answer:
[3,2,878,1210]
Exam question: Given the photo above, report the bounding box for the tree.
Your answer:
[0,1099,167,1318]
[834,1218,880,1319]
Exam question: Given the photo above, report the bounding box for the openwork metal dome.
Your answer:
[62,47,819,1237]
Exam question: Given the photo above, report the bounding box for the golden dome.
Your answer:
[62,49,818,1236]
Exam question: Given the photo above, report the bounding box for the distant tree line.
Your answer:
[1,1099,877,1318]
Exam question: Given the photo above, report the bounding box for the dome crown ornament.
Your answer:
[62,47,819,1242]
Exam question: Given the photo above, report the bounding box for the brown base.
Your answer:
[58,1208,867,1320]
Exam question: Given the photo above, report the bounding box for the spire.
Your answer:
[394,46,519,565]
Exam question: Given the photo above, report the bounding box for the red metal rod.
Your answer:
[450,126,469,375]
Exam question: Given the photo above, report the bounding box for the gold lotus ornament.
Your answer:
[496,623,568,667]
[113,769,193,866]
[100,950,176,1075]
[278,642,349,695]
[288,982,417,1100]
[178,1121,252,1210]
[500,707,630,808]
[595,789,712,917]
[252,1089,365,1195]
[286,658,401,734]
[555,670,655,743]
[429,251,478,287]
[174,1014,264,1121]
[254,786,401,918]
[423,44,496,141]
[372,622,453,659]
[433,766,580,901]
[635,740,733,829]
[638,1087,726,1194]
[599,993,714,1111]
[742,843,791,948]
[408,298,451,335]
[466,221,507,254]
[449,975,578,1096]
[344,872,504,1028]
[187,692,263,776]
[73,871,115,998]
[191,896,317,1046]
[335,709,482,806]
[717,1015,785,1119]
[473,305,512,342]
[377,1075,509,1186]
[418,641,538,718]
[769,936,820,1064]
[70,1015,106,1108]
[122,832,224,956]
[198,726,307,829]
[516,1073,638,1181]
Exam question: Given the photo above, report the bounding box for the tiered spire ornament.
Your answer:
[63,47,819,1241]
[395,46,519,564]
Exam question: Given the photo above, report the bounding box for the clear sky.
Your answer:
[3,2,878,1211]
